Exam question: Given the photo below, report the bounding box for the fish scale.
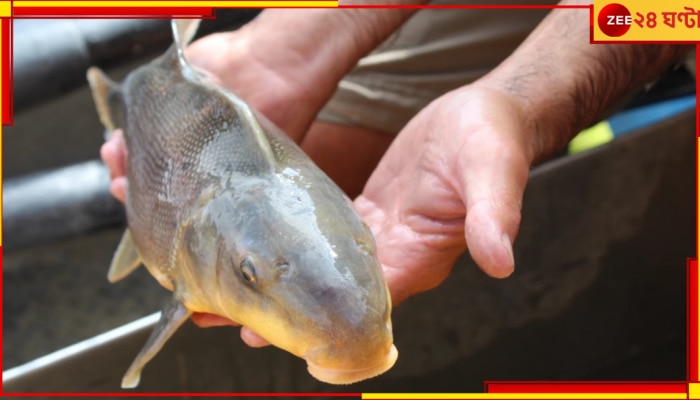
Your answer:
[124,74,241,275]
[88,18,397,389]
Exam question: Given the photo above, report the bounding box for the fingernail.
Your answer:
[502,233,514,266]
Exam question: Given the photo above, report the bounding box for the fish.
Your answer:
[86,19,397,389]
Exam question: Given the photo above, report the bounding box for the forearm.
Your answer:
[477,0,692,163]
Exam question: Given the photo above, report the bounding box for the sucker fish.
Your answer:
[87,19,397,389]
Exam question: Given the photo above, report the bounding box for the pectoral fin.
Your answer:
[121,299,192,389]
[108,229,142,283]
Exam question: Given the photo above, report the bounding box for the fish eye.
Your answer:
[240,257,257,284]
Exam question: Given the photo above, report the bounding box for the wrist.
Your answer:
[473,5,690,164]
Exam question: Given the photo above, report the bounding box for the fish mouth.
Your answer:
[305,344,398,385]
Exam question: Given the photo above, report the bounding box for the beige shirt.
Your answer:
[318,2,558,134]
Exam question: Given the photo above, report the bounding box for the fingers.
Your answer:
[459,134,530,279]
[190,312,241,328]
[100,130,126,177]
[109,178,127,205]
[354,192,464,307]
[354,85,536,309]
[240,327,272,348]
[100,129,127,204]
[464,202,519,278]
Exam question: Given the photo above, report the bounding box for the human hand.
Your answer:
[356,0,691,306]
[355,84,537,305]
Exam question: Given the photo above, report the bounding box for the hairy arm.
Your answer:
[477,0,692,163]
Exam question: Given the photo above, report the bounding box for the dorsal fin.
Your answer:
[173,19,200,48]
[169,18,277,169]
[171,19,201,78]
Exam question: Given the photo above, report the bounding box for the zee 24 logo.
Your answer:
[597,3,634,37]
[598,2,697,37]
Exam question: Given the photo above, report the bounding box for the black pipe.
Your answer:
[14,11,260,113]
[3,160,126,251]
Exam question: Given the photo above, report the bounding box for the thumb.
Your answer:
[460,140,530,278]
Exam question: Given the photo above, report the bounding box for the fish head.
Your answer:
[176,177,397,384]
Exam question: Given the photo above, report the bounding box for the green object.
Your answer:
[569,120,614,154]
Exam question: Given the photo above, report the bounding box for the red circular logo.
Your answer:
[598,3,632,37]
